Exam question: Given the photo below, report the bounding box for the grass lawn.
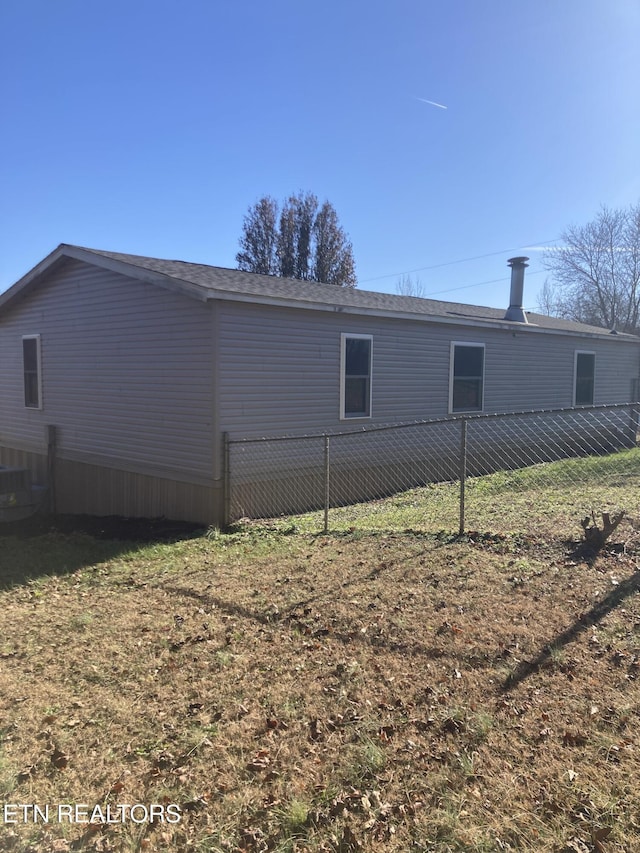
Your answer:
[1,455,640,852]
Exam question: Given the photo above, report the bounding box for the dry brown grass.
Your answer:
[1,479,640,852]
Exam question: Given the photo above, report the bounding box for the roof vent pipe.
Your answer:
[504,256,529,323]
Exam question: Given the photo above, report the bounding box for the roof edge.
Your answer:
[0,244,70,312]
[2,245,638,343]
[0,244,210,313]
[69,246,209,302]
[203,288,640,341]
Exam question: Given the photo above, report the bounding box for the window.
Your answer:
[574,351,595,406]
[341,334,372,419]
[450,342,484,413]
[23,335,42,409]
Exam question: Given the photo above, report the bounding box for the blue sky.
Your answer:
[1,0,639,310]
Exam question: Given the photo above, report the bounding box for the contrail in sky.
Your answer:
[415,97,448,110]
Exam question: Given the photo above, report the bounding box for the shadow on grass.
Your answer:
[565,536,630,568]
[159,534,428,626]
[161,581,459,663]
[0,513,204,588]
[502,566,640,692]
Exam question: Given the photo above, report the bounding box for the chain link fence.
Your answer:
[224,403,640,535]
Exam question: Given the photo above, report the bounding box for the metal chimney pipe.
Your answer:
[504,256,529,323]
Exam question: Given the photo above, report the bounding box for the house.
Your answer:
[1,245,638,524]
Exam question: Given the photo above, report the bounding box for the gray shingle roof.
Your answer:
[3,244,637,341]
[79,246,636,339]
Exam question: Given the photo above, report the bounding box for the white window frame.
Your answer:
[573,350,596,406]
[22,335,43,410]
[449,341,485,414]
[340,333,373,420]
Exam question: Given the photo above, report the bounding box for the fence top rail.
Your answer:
[227,401,640,446]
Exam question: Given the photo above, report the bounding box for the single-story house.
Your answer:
[1,246,638,524]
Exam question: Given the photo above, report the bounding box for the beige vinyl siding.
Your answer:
[0,258,214,483]
[217,301,640,438]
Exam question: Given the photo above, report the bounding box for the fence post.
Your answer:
[323,434,330,534]
[222,431,231,529]
[46,424,57,514]
[459,419,467,535]
[629,402,640,447]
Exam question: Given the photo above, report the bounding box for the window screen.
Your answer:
[343,336,372,418]
[452,344,484,412]
[575,352,595,406]
[23,337,41,409]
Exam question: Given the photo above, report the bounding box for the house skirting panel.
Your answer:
[0,445,221,526]
[0,446,48,483]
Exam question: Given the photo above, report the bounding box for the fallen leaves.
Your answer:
[559,828,614,853]
[246,749,271,772]
[563,731,589,748]
[592,825,613,852]
[3,522,640,853]
[50,746,68,770]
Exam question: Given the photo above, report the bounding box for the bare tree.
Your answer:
[541,204,640,333]
[237,192,356,287]
[236,196,279,276]
[277,196,297,280]
[277,191,319,281]
[313,201,356,287]
[536,277,568,316]
[396,274,426,297]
